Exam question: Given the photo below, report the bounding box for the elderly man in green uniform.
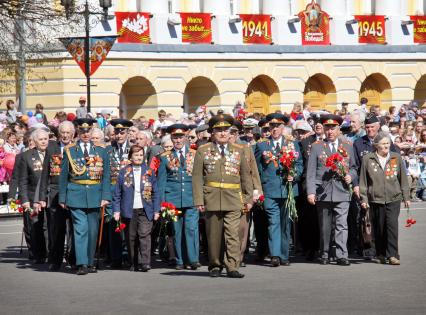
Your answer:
[59,118,111,275]
[192,114,253,278]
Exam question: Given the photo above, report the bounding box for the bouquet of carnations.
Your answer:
[114,220,126,233]
[324,148,352,195]
[279,146,299,221]
[160,202,181,223]
[9,199,38,217]
[405,207,417,228]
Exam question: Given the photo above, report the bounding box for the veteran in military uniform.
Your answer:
[255,113,303,266]
[229,121,263,267]
[59,118,111,275]
[38,121,76,271]
[192,114,253,278]
[157,124,200,270]
[306,114,357,266]
[106,119,133,268]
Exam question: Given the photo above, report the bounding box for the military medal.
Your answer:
[50,154,62,176]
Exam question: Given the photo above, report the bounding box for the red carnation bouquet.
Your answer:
[115,220,126,233]
[279,145,299,221]
[160,202,182,223]
[324,148,352,195]
[405,207,417,228]
[256,195,265,206]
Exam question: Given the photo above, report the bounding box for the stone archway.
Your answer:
[414,75,426,107]
[245,75,280,114]
[304,73,337,111]
[360,73,392,109]
[183,76,220,113]
[120,76,157,119]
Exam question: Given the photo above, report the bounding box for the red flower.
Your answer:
[120,223,126,230]
[190,143,197,150]
[114,227,120,233]
[259,195,265,202]
[149,157,160,175]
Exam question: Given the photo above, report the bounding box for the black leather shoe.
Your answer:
[190,262,201,270]
[175,264,184,270]
[271,256,280,267]
[48,263,61,271]
[76,265,88,275]
[227,271,245,278]
[280,260,290,266]
[87,265,97,273]
[209,268,221,278]
[140,265,150,272]
[336,258,351,266]
[240,261,246,267]
[319,258,329,265]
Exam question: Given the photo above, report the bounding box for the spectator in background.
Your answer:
[302,102,312,120]
[4,132,20,155]
[128,126,138,144]
[290,102,303,121]
[360,97,368,112]
[153,110,169,131]
[76,96,87,119]
[5,99,18,124]
[95,110,107,130]
[395,105,407,123]
[35,104,48,125]
[347,111,366,143]
[388,106,397,121]
[389,122,400,142]
[406,149,421,202]
[90,128,105,146]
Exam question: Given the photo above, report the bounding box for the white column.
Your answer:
[140,0,169,13]
[319,0,346,17]
[175,0,201,12]
[375,0,401,16]
[203,0,230,15]
[361,0,372,15]
[416,0,424,15]
[126,0,138,11]
[262,0,291,16]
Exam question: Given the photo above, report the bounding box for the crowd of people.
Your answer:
[1,95,419,277]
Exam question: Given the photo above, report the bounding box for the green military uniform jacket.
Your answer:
[242,143,263,195]
[59,141,111,208]
[192,142,253,211]
[359,151,409,205]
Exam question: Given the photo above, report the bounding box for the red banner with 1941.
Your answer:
[240,14,272,44]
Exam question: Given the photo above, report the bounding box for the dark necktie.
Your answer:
[119,145,123,158]
[179,150,185,167]
[331,143,337,153]
[220,145,225,157]
[83,143,89,158]
[275,142,280,151]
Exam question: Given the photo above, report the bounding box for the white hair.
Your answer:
[58,120,75,134]
[90,127,104,140]
[351,110,365,124]
[138,130,153,140]
[161,134,171,146]
[31,128,49,142]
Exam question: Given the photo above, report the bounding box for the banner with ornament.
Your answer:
[115,12,151,43]
[180,12,212,43]
[355,15,386,44]
[298,0,330,45]
[410,16,426,44]
[59,36,117,76]
[239,14,272,44]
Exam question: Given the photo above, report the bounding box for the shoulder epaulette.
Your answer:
[232,143,244,149]
[160,150,172,156]
[198,143,211,150]
[94,143,106,148]
[65,143,76,149]
[257,138,268,143]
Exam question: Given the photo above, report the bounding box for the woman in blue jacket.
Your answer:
[113,145,160,272]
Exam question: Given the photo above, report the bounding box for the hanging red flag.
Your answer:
[180,12,212,43]
[239,14,272,44]
[355,15,386,44]
[116,12,151,43]
[298,0,330,45]
[410,16,426,44]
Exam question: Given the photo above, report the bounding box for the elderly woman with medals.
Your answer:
[113,145,160,272]
[59,118,111,275]
[359,131,410,265]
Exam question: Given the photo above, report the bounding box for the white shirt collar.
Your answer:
[175,146,185,155]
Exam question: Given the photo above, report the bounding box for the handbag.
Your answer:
[361,206,373,245]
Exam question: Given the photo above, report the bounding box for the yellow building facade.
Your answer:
[2,0,426,119]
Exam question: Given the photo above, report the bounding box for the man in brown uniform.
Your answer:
[192,114,253,278]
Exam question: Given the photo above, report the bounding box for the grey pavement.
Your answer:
[1,204,426,315]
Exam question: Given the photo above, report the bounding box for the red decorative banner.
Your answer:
[59,36,116,76]
[180,12,212,43]
[410,16,426,44]
[115,12,150,43]
[298,0,330,45]
[240,14,272,44]
[355,15,386,44]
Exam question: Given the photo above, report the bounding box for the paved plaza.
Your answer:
[1,204,425,315]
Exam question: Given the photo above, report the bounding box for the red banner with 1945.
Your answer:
[355,15,386,44]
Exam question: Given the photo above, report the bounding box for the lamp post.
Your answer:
[61,0,112,113]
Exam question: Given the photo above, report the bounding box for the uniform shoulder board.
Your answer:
[198,143,210,150]
[94,143,106,148]
[257,138,268,143]
[232,143,244,149]
[160,150,172,157]
[65,143,76,149]
[341,139,351,145]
